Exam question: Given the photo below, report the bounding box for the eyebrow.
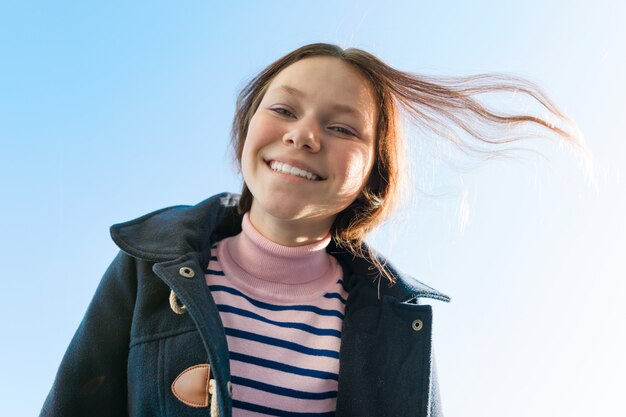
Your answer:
[271,85,363,118]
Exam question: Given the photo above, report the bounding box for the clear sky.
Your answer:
[1,1,625,416]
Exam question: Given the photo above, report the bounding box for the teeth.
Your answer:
[269,161,320,181]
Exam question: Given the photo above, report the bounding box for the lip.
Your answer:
[264,157,325,180]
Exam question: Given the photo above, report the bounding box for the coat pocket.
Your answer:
[128,329,212,417]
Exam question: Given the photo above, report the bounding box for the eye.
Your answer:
[270,106,296,118]
[330,125,357,137]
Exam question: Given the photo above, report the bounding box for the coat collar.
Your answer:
[110,192,451,303]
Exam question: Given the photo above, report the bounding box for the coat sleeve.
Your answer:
[40,250,138,417]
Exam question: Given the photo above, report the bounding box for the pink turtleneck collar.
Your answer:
[215,213,342,301]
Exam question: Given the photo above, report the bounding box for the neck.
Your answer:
[248,203,334,246]
[217,212,337,293]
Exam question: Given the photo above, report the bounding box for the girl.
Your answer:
[40,43,582,417]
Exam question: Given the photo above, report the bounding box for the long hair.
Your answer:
[231,43,584,284]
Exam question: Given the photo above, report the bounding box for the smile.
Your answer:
[268,160,322,181]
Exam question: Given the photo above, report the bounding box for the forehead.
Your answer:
[265,56,377,122]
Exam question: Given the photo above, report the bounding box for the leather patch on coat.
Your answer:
[171,364,211,408]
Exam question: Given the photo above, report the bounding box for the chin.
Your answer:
[260,201,310,221]
[251,195,326,223]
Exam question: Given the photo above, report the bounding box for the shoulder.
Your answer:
[109,192,243,262]
[328,240,451,304]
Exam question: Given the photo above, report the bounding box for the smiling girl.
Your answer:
[41,44,583,417]
[242,56,377,246]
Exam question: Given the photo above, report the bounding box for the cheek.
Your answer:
[240,139,252,173]
[241,117,265,168]
[240,137,258,186]
[247,113,281,143]
[335,148,375,195]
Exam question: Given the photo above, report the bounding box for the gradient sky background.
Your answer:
[1,1,625,416]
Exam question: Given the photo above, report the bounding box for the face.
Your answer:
[241,56,378,238]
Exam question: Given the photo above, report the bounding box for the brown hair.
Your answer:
[231,43,585,284]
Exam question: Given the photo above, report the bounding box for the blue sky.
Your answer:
[1,1,625,416]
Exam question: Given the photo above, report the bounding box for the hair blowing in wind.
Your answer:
[231,43,589,284]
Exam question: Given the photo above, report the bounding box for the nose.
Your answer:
[282,118,321,152]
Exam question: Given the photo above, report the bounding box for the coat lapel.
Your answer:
[336,278,435,417]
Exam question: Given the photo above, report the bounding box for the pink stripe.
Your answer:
[221,313,341,350]
[233,410,271,417]
[226,335,339,370]
[207,272,347,311]
[231,359,337,393]
[210,294,345,330]
[232,383,336,414]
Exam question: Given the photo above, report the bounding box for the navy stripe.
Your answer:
[209,255,218,261]
[208,285,344,319]
[217,305,341,337]
[336,279,348,292]
[225,328,340,359]
[229,352,338,381]
[207,269,225,276]
[231,375,337,400]
[323,292,346,304]
[232,400,335,416]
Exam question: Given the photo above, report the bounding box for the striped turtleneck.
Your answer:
[205,213,346,416]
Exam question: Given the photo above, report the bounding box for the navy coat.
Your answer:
[40,193,450,417]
